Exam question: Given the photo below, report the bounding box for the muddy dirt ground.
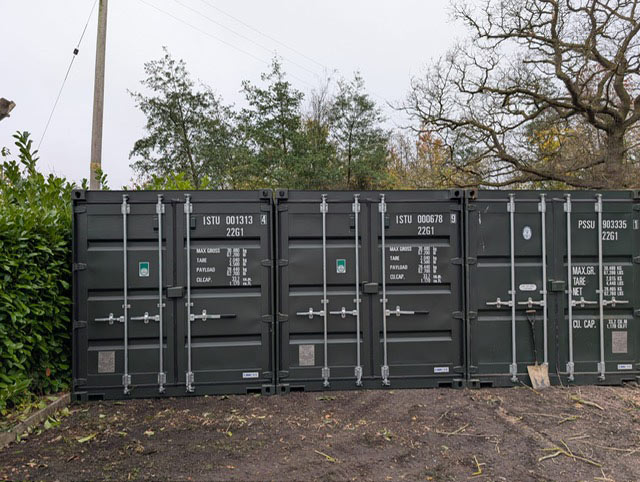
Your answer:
[1,385,639,481]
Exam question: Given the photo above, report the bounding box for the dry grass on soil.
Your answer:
[1,385,639,481]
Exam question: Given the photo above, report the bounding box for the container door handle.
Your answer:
[384,306,429,317]
[602,297,629,307]
[516,298,545,309]
[571,297,598,308]
[131,312,160,323]
[190,309,236,321]
[296,308,325,319]
[485,297,513,308]
[95,313,125,325]
[329,307,358,318]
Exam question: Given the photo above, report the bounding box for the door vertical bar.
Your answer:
[596,194,606,380]
[156,195,166,393]
[184,194,194,392]
[539,194,548,366]
[320,194,330,387]
[565,194,575,381]
[508,194,517,381]
[121,195,131,394]
[379,194,390,386]
[353,194,362,386]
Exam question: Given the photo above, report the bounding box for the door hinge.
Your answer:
[74,378,87,387]
[467,257,477,265]
[261,259,273,267]
[633,256,640,264]
[73,320,87,330]
[73,206,87,214]
[452,311,463,320]
[167,286,184,298]
[261,315,273,323]
[278,370,290,378]
[277,313,289,323]
[278,259,289,267]
[634,309,640,317]
[468,311,478,320]
[451,258,463,265]
[468,365,478,374]
[73,263,87,271]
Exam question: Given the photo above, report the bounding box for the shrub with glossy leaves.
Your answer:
[0,132,78,413]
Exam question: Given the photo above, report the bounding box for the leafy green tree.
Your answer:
[329,74,391,189]
[129,48,235,189]
[237,59,340,189]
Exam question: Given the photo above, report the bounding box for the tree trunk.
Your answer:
[604,129,626,188]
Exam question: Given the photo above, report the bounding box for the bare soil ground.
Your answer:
[1,385,639,481]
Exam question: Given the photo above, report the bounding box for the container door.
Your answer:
[372,191,465,388]
[276,191,372,391]
[467,192,554,387]
[74,193,174,399]
[557,192,640,384]
[176,192,274,394]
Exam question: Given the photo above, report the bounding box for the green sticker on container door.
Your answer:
[336,259,346,274]
[139,261,150,277]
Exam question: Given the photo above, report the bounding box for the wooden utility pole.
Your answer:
[90,0,108,189]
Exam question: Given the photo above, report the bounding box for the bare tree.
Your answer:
[404,0,640,188]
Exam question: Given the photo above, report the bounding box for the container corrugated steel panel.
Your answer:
[72,190,275,400]
[275,190,466,391]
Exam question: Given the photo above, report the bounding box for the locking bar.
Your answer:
[379,194,390,386]
[565,194,574,381]
[539,193,549,366]
[385,306,430,317]
[596,194,606,380]
[95,313,125,325]
[508,194,517,382]
[486,297,513,308]
[190,309,236,321]
[353,194,362,386]
[184,194,194,392]
[296,308,325,319]
[156,195,166,393]
[321,194,330,387]
[121,195,131,394]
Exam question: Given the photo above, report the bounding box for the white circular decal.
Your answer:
[522,226,532,241]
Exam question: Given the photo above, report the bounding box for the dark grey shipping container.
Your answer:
[275,190,466,391]
[72,190,275,400]
[466,190,640,387]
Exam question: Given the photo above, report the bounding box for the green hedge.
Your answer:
[0,132,78,413]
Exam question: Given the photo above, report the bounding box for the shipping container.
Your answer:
[274,190,466,391]
[72,190,275,400]
[466,190,640,387]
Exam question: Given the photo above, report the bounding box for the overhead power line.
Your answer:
[172,0,322,80]
[138,0,317,89]
[196,0,328,71]
[39,0,99,150]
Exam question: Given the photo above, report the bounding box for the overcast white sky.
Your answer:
[1,0,465,187]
